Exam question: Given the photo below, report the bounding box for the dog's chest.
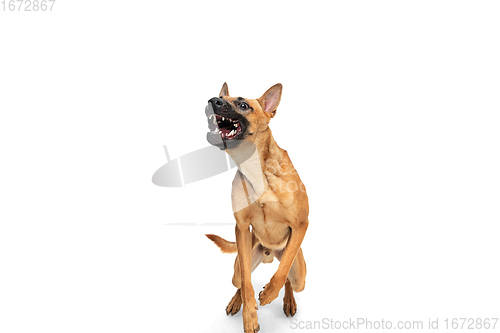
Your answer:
[231,169,300,248]
[247,200,292,249]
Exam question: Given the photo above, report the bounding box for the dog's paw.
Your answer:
[258,280,281,306]
[226,289,242,316]
[242,303,260,333]
[283,291,297,317]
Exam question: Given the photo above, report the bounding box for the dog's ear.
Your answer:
[258,83,282,118]
[219,82,229,97]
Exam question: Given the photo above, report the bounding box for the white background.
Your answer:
[1,1,499,332]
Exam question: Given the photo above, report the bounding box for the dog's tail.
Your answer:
[205,234,237,253]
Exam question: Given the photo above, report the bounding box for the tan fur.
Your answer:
[205,83,308,333]
[206,234,236,253]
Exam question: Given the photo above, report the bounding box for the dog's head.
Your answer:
[206,83,282,149]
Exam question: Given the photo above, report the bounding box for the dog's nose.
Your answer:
[208,97,224,109]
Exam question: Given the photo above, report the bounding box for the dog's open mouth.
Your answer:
[208,114,243,140]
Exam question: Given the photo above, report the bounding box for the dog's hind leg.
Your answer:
[275,247,306,316]
[228,244,264,315]
[283,279,297,317]
[226,288,242,316]
[286,247,306,292]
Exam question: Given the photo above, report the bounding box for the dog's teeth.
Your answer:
[222,117,225,121]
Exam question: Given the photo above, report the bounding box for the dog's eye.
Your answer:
[239,102,249,110]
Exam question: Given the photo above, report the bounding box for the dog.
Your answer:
[205,83,309,333]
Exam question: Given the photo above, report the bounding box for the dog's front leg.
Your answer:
[259,220,308,306]
[235,223,260,333]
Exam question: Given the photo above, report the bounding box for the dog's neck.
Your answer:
[226,127,285,191]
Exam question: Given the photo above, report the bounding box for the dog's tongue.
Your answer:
[220,127,231,139]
